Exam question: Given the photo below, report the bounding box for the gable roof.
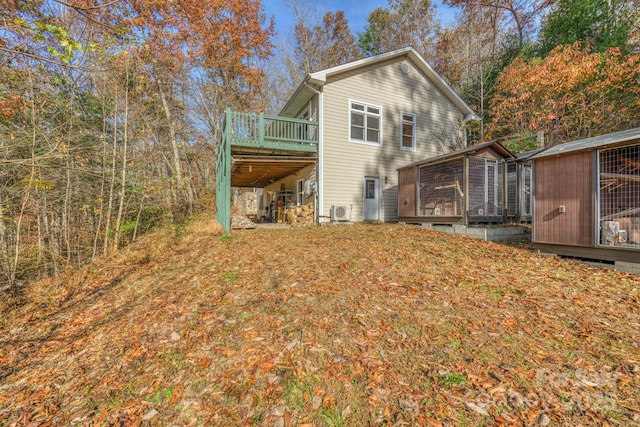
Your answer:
[279,46,477,121]
[531,127,640,159]
[399,140,516,170]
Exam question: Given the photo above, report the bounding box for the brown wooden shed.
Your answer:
[397,141,517,225]
[530,127,640,263]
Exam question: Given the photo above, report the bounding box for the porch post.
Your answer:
[216,109,232,234]
[258,112,265,146]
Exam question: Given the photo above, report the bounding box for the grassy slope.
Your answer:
[0,219,639,427]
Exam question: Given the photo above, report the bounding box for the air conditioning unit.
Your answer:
[331,205,352,221]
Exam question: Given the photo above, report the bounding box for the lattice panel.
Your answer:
[418,159,464,217]
[507,163,517,217]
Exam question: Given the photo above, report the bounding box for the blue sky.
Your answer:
[262,0,457,36]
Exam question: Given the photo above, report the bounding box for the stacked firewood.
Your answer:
[285,204,315,227]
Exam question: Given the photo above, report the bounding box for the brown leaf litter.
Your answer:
[0,219,638,426]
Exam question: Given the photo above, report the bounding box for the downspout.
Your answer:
[304,82,323,225]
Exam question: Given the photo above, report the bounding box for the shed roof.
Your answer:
[531,127,640,159]
[398,140,516,170]
[279,46,477,121]
[516,148,545,160]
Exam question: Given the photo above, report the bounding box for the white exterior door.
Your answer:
[363,176,380,221]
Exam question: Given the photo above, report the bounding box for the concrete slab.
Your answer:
[413,223,530,242]
[615,261,640,274]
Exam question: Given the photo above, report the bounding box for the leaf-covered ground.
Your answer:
[1,219,639,426]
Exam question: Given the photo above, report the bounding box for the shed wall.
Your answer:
[533,151,593,246]
[398,167,417,217]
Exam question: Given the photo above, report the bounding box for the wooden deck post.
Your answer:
[216,109,233,234]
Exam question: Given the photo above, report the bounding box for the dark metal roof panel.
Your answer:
[531,128,640,159]
[398,140,516,170]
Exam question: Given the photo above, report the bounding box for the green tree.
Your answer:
[539,0,635,54]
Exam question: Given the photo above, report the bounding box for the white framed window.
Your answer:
[349,100,382,145]
[297,179,304,206]
[401,112,416,151]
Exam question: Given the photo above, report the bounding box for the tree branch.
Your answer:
[0,47,83,69]
[52,0,123,11]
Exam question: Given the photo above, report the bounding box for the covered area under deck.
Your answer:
[216,109,318,233]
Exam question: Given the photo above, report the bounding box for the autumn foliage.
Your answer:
[488,43,640,146]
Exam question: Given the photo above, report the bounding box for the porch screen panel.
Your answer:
[468,156,503,217]
[521,163,532,217]
[507,163,517,217]
[418,159,464,217]
[486,159,501,216]
[599,144,640,249]
[468,157,487,215]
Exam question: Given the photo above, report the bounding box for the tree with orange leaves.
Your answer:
[487,43,640,147]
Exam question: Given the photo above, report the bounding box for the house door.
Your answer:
[363,177,380,221]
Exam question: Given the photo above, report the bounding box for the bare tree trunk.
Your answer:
[9,70,40,286]
[43,205,59,276]
[158,81,183,183]
[103,83,118,256]
[93,88,109,260]
[113,62,130,251]
[63,152,72,262]
[158,79,194,214]
[0,191,11,286]
[36,201,44,278]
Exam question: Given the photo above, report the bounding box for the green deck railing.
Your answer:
[216,109,319,234]
[226,109,319,151]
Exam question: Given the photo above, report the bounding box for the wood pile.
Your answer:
[231,216,257,229]
[285,204,314,227]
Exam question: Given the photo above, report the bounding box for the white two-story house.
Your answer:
[216,46,477,232]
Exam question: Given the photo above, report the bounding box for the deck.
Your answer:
[216,109,319,233]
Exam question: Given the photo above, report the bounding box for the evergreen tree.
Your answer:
[539,0,634,54]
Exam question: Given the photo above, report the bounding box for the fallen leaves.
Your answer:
[0,221,638,426]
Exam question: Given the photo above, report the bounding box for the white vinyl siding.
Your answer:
[401,112,416,151]
[321,57,466,222]
[349,100,382,145]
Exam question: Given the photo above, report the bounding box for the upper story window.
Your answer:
[350,101,381,145]
[401,112,416,151]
